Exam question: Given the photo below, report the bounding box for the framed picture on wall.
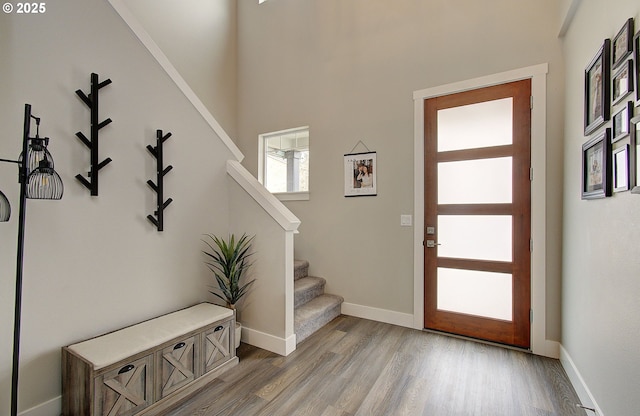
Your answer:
[612,60,633,105]
[634,31,640,104]
[582,128,612,199]
[584,39,611,135]
[613,145,630,192]
[630,115,640,193]
[612,18,634,68]
[612,101,633,142]
[344,151,377,197]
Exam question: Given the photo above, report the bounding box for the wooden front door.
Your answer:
[424,79,532,348]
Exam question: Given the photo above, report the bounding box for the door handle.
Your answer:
[425,240,441,248]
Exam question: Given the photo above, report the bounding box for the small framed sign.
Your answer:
[344,151,377,197]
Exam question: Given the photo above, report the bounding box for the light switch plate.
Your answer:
[400,215,413,226]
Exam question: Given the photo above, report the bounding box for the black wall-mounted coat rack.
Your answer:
[146,129,173,231]
[75,72,112,196]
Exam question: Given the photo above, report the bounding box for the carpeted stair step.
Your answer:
[294,259,309,280]
[295,294,343,344]
[294,276,326,309]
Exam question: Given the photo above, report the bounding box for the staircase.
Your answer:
[294,260,344,344]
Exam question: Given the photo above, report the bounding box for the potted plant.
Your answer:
[203,233,255,349]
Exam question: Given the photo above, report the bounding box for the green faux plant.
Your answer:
[203,233,256,310]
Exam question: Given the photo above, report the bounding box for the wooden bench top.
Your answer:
[66,303,232,370]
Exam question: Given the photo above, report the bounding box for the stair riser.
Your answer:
[295,284,326,309]
[294,261,309,280]
[293,260,343,345]
[295,303,342,344]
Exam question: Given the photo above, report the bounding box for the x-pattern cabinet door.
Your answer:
[203,322,231,374]
[95,355,153,416]
[158,336,197,398]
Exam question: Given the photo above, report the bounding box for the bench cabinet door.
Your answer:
[95,355,154,416]
[203,320,232,374]
[158,336,197,398]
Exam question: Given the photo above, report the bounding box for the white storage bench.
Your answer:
[62,303,238,416]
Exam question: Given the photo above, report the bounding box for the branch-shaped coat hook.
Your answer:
[75,72,113,196]
[147,129,173,231]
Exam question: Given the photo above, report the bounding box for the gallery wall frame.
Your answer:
[613,144,630,193]
[634,31,640,105]
[612,60,633,105]
[612,18,634,68]
[581,128,612,199]
[612,101,633,143]
[630,115,640,193]
[584,39,611,135]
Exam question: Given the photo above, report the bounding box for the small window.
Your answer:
[258,127,309,200]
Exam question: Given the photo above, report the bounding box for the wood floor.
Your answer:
[165,316,585,416]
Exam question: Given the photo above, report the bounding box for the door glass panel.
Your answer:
[438,215,512,261]
[437,98,513,152]
[438,157,512,204]
[437,268,513,321]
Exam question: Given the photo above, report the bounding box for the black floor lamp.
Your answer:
[0,104,63,416]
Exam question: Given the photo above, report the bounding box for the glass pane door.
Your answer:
[436,99,513,321]
[424,79,531,348]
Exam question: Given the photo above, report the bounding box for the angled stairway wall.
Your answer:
[111,0,302,357]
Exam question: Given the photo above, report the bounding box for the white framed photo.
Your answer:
[344,151,377,197]
[613,145,630,192]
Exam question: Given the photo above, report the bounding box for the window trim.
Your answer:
[272,191,310,201]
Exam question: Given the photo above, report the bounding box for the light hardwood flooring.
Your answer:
[165,316,586,416]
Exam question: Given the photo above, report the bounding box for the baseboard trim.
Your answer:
[560,344,604,415]
[242,326,296,357]
[540,339,561,359]
[341,303,414,328]
[19,395,60,416]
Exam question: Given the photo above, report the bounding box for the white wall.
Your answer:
[560,1,640,415]
[236,0,565,341]
[0,0,236,413]
[125,0,238,138]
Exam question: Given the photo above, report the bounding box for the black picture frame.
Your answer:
[634,31,640,104]
[582,128,612,199]
[612,60,633,105]
[584,40,611,135]
[630,115,640,193]
[613,145,630,192]
[612,101,633,142]
[613,18,634,68]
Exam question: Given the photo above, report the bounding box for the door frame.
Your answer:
[412,63,557,358]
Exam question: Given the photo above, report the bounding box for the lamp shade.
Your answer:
[0,190,10,221]
[26,159,63,200]
[19,137,54,175]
